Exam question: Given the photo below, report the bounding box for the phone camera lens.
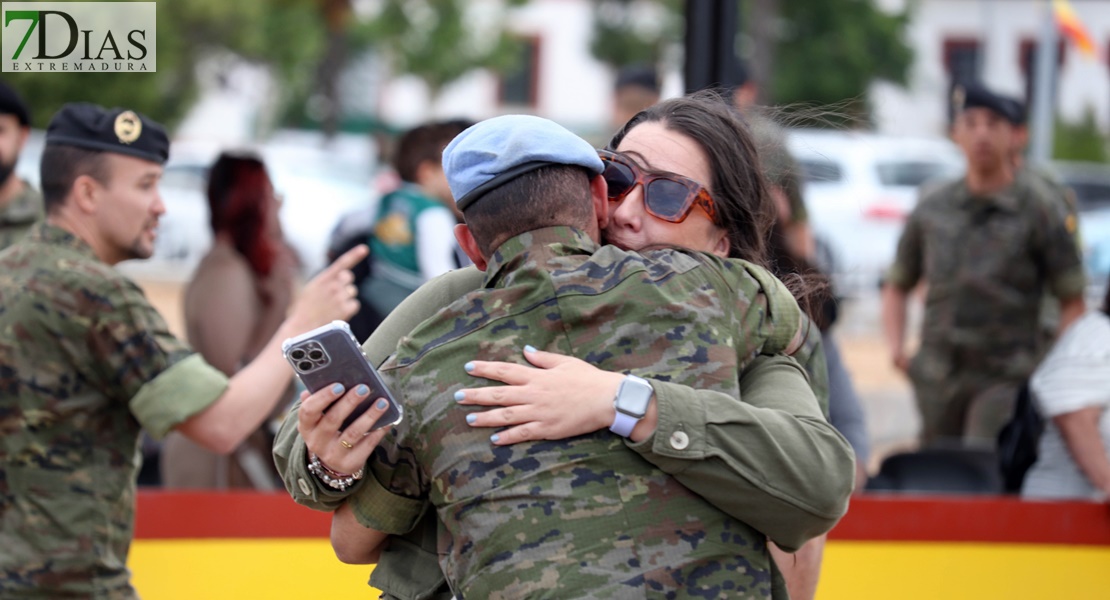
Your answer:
[308,349,324,361]
[297,361,314,372]
[290,349,306,360]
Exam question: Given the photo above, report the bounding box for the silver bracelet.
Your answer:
[307,452,364,491]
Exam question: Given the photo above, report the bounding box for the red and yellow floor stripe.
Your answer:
[130,492,1110,599]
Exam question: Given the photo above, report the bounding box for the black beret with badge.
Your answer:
[45,103,169,164]
[0,79,31,125]
[951,82,1025,125]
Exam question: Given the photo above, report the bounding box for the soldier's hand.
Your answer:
[298,382,391,476]
[288,245,368,332]
[455,346,624,445]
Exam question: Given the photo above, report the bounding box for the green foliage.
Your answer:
[4,0,327,130]
[771,0,914,124]
[589,0,683,69]
[1053,107,1109,163]
[350,0,529,95]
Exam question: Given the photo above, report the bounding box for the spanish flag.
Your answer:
[1053,0,1097,60]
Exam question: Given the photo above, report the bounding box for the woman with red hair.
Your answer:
[162,152,299,489]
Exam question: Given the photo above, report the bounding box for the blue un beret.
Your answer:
[443,115,604,211]
[952,82,1025,125]
[46,103,169,164]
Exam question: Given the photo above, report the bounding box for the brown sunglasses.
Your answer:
[598,150,719,225]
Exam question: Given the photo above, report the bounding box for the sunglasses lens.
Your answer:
[645,178,694,221]
[603,161,636,198]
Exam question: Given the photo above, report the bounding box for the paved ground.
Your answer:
[132,273,923,475]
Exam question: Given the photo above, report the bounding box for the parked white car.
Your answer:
[16,130,378,280]
[786,128,966,297]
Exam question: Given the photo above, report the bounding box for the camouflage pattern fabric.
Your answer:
[273,263,844,600]
[888,172,1086,443]
[0,223,228,598]
[359,227,805,599]
[0,182,43,251]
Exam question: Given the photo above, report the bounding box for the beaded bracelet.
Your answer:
[307,452,364,491]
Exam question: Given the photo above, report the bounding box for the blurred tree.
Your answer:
[5,0,327,130]
[1053,107,1109,163]
[771,0,913,125]
[587,0,913,125]
[590,0,683,69]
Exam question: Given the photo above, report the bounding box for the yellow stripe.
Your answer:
[130,539,382,599]
[819,541,1110,599]
[130,539,1110,599]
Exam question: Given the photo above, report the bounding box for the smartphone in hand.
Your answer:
[282,321,403,432]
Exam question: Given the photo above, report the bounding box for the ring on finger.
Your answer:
[340,439,353,449]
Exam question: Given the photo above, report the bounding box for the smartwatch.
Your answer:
[609,375,654,437]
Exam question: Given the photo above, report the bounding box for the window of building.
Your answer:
[943,38,982,87]
[499,36,540,108]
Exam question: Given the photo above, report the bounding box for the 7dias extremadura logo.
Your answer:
[2,2,155,73]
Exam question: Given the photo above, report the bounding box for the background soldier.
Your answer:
[0,80,42,250]
[0,103,365,598]
[881,82,1087,446]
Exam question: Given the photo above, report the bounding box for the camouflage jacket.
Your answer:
[888,172,1087,374]
[0,181,44,252]
[346,227,851,599]
[274,261,845,600]
[0,223,228,598]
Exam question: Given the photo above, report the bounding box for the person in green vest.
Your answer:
[362,119,473,320]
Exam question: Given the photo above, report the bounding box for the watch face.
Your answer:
[616,376,653,418]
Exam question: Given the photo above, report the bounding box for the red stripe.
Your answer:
[135,491,1110,545]
[135,491,331,539]
[830,495,1110,545]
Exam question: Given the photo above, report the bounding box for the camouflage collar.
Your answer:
[960,178,1021,212]
[0,180,43,225]
[26,221,100,260]
[483,226,599,286]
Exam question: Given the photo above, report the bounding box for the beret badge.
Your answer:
[114,110,142,144]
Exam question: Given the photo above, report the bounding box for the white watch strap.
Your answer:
[609,411,639,437]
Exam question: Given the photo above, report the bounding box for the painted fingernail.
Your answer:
[466,414,477,425]
[356,384,369,396]
[376,399,387,410]
[454,391,465,402]
[524,345,537,353]
[332,383,345,395]
[464,362,475,373]
[490,434,500,443]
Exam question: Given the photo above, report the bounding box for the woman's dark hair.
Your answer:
[608,91,831,321]
[206,152,279,277]
[1103,272,1110,316]
[608,91,775,267]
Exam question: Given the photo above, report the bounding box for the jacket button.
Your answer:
[670,431,689,450]
[297,478,312,496]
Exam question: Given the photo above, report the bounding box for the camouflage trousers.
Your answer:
[908,348,1025,446]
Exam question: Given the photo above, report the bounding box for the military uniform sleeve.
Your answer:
[273,267,485,511]
[1032,191,1086,300]
[886,204,925,290]
[89,276,227,438]
[626,354,855,552]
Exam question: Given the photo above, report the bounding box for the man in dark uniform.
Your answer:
[0,80,43,250]
[881,82,1087,446]
[0,103,366,598]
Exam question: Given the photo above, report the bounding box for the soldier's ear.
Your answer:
[590,173,609,231]
[70,174,101,215]
[455,223,487,271]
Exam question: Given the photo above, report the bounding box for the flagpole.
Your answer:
[1029,0,1058,166]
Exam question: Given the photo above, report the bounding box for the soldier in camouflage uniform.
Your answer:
[882,82,1087,446]
[0,81,43,251]
[0,103,365,598]
[283,114,853,598]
